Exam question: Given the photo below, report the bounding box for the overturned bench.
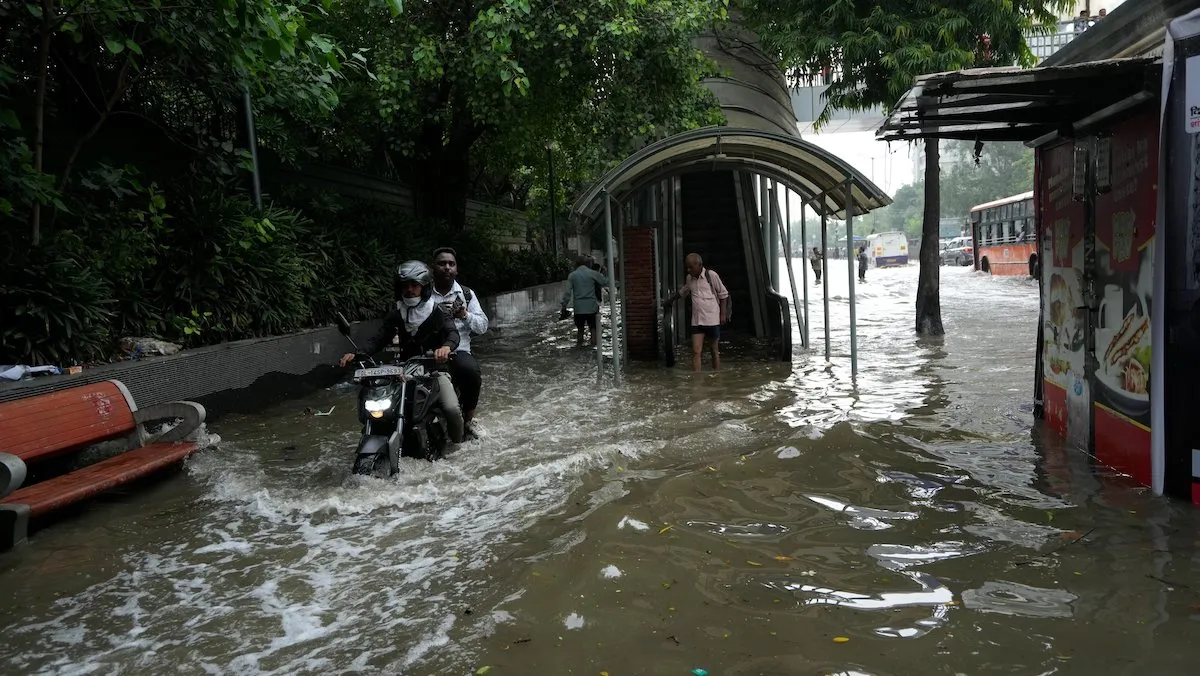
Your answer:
[0,379,206,551]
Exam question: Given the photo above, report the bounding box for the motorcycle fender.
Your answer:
[356,435,389,463]
[388,428,401,470]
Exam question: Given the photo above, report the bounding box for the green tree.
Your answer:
[875,140,1035,244]
[741,0,1072,335]
[1,0,379,246]
[316,0,728,232]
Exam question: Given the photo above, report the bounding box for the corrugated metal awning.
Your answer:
[876,57,1161,144]
[571,127,892,224]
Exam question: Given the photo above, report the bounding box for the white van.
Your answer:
[866,231,909,268]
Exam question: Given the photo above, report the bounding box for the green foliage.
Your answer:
[317,0,728,228]
[0,0,712,365]
[877,140,1035,243]
[0,189,571,365]
[741,0,1076,127]
[0,235,115,366]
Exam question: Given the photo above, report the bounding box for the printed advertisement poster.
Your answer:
[1040,141,1089,445]
[1091,111,1157,485]
[1188,132,1200,289]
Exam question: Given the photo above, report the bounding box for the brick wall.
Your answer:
[623,227,658,361]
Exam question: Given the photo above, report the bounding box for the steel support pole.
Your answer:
[800,199,810,349]
[759,175,770,277]
[769,180,781,288]
[773,187,802,358]
[603,191,621,385]
[845,180,858,377]
[242,88,263,212]
[548,146,558,255]
[820,206,831,359]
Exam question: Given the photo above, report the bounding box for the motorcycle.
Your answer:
[335,312,465,477]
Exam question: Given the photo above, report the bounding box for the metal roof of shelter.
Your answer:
[571,127,892,225]
[876,57,1162,145]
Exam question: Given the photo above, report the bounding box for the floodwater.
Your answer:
[3,259,1200,676]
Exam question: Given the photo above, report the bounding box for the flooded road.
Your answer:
[3,260,1200,675]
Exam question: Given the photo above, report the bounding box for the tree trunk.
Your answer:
[411,115,474,232]
[30,0,55,246]
[915,137,944,336]
[412,148,470,231]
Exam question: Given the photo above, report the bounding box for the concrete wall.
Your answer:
[481,281,568,327]
[0,281,568,419]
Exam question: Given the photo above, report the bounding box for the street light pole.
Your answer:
[547,142,558,255]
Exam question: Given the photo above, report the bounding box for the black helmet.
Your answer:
[395,260,433,303]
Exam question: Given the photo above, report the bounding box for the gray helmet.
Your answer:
[395,260,433,303]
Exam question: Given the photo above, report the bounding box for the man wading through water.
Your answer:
[560,256,609,347]
[663,253,730,372]
[430,247,488,437]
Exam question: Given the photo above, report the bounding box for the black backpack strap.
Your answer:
[460,285,473,304]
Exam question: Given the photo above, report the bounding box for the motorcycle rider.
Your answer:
[429,247,487,435]
[338,261,458,367]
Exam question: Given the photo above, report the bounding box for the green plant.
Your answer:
[0,234,115,365]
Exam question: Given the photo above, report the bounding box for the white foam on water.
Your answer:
[617,516,650,531]
[1,345,684,675]
[563,612,586,630]
[601,565,623,579]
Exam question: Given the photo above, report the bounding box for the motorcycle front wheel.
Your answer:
[353,453,393,478]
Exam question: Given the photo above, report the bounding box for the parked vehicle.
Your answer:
[940,236,974,266]
[335,313,464,477]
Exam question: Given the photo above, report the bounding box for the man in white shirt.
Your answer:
[428,247,489,433]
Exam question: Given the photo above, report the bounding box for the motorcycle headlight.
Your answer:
[364,398,392,412]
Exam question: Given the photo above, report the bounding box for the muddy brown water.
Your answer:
[2,260,1199,676]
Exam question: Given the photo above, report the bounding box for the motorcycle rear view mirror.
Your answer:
[335,311,353,337]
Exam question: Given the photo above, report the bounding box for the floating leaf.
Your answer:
[746,560,762,567]
[658,525,672,534]
[773,555,792,561]
[475,667,492,675]
[833,636,850,643]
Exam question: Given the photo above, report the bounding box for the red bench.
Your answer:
[0,379,206,550]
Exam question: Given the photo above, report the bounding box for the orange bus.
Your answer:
[968,191,1038,277]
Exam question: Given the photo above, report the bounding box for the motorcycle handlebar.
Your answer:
[342,351,454,368]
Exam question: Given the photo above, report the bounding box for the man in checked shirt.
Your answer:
[662,253,730,372]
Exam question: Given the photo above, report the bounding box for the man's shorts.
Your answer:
[574,312,599,333]
[689,324,720,341]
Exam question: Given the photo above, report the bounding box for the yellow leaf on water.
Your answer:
[773,555,792,561]
[601,672,610,676]
[476,667,492,675]
[746,560,762,567]
[659,525,673,534]
[833,636,850,643]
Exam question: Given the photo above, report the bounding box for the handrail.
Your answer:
[662,304,676,367]
[765,290,792,362]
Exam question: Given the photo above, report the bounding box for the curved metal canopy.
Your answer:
[571,127,892,224]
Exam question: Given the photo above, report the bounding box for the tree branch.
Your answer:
[57,48,138,192]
